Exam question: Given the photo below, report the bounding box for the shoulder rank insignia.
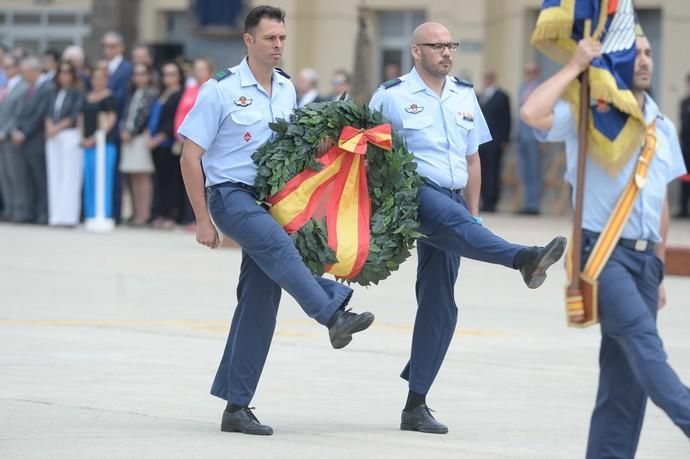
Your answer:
[213,68,233,82]
[405,103,424,114]
[233,96,253,107]
[452,76,473,88]
[275,67,291,79]
[382,78,402,89]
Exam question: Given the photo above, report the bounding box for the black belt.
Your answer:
[422,178,464,194]
[207,181,256,193]
[582,230,656,253]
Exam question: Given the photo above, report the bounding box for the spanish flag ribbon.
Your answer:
[268,124,392,279]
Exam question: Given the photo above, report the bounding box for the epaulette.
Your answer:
[452,76,473,88]
[213,68,233,81]
[381,78,402,89]
[275,67,290,79]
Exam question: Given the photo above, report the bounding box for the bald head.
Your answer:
[412,22,451,45]
[410,22,455,81]
[102,31,124,60]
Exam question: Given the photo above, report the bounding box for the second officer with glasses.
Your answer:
[370,22,566,434]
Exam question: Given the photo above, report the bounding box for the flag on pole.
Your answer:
[532,0,645,173]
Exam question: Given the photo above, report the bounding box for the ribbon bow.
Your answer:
[268,124,392,279]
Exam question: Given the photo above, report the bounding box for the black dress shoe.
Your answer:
[400,404,448,434]
[518,236,567,289]
[221,407,273,435]
[328,308,375,349]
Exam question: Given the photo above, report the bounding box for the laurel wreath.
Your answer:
[252,100,422,286]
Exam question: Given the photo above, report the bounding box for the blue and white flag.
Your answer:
[532,0,645,173]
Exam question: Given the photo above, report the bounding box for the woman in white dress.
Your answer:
[45,60,85,226]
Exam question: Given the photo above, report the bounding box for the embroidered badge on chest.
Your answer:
[405,104,424,114]
[234,96,253,107]
[459,111,474,122]
[244,131,252,142]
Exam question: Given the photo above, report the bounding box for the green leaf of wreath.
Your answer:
[253,100,423,286]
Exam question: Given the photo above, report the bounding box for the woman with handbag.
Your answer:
[120,63,158,226]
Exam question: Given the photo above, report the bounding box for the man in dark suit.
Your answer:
[328,69,351,101]
[478,68,511,212]
[0,54,29,221]
[295,68,322,107]
[102,31,133,222]
[102,31,132,118]
[11,56,56,224]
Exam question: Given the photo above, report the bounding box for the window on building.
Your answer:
[13,14,41,25]
[0,10,90,52]
[376,10,426,83]
[48,14,78,26]
[47,39,73,52]
[13,39,40,54]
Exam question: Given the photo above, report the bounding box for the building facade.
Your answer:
[1,0,687,121]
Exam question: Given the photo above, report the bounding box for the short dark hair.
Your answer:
[44,49,60,63]
[333,69,351,84]
[55,59,81,90]
[244,5,285,34]
[158,61,184,92]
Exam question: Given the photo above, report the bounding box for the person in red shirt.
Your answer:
[174,57,214,228]
[174,58,214,143]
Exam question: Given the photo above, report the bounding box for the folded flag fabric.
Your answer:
[532,0,645,174]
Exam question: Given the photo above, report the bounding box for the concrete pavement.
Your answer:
[1,216,689,458]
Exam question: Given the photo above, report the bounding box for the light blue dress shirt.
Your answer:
[369,67,492,190]
[178,57,296,186]
[536,96,687,242]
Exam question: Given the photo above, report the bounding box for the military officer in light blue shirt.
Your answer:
[521,34,690,457]
[178,5,375,436]
[370,22,566,434]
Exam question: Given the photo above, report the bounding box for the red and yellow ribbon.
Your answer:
[268,124,392,279]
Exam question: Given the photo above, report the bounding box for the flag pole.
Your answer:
[567,20,592,324]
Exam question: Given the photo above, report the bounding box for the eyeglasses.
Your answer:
[101,43,117,49]
[416,42,460,52]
